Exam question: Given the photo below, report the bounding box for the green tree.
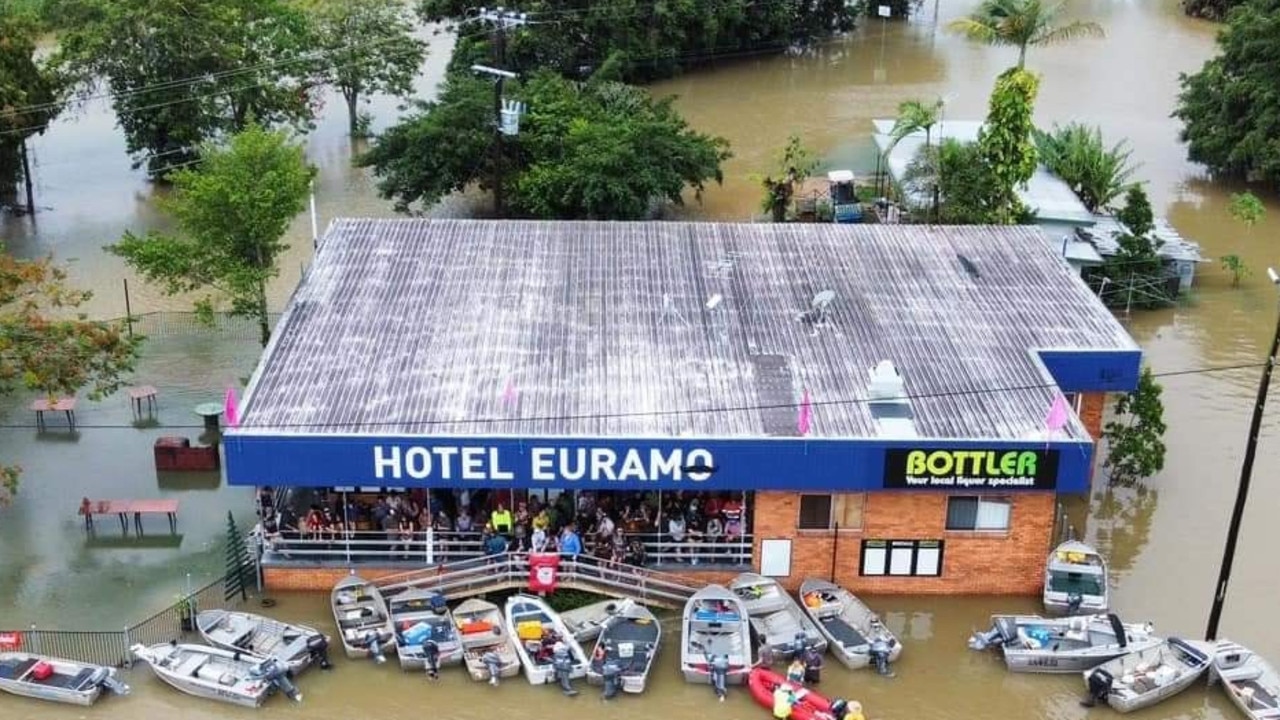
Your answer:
[1182,0,1244,20]
[1228,191,1265,229]
[55,0,316,175]
[1174,0,1280,187]
[887,98,944,151]
[108,125,314,347]
[362,70,730,220]
[0,251,143,504]
[947,0,1104,69]
[1092,186,1170,309]
[977,67,1040,224]
[418,0,860,82]
[304,0,427,137]
[1103,367,1167,487]
[901,138,1001,224]
[0,8,63,209]
[1115,184,1153,238]
[1033,123,1138,212]
[759,135,819,222]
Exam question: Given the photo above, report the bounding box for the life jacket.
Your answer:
[491,509,513,532]
[773,688,794,718]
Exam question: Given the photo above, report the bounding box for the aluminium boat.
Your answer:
[1044,539,1109,616]
[681,584,752,687]
[453,598,520,682]
[129,642,300,708]
[196,609,330,674]
[969,613,1160,674]
[330,574,395,662]
[1082,637,1213,713]
[799,578,902,673]
[585,600,661,695]
[730,573,826,660]
[0,652,129,706]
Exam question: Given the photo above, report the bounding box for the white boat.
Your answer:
[1082,637,1213,713]
[1044,539,1109,615]
[129,642,300,708]
[585,600,661,695]
[0,652,129,706]
[730,573,826,659]
[331,574,395,662]
[681,584,752,687]
[388,589,462,671]
[505,593,589,686]
[453,598,520,683]
[1210,640,1280,720]
[562,599,627,643]
[798,578,902,672]
[196,609,330,674]
[969,613,1161,674]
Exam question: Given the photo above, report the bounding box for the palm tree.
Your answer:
[887,98,945,152]
[947,0,1104,69]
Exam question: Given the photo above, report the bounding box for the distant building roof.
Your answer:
[237,219,1138,442]
[872,119,1096,226]
[1080,213,1209,264]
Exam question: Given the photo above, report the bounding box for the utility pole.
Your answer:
[474,7,529,217]
[1205,266,1280,641]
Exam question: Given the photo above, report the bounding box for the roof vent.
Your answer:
[797,290,837,333]
[957,253,981,280]
[868,360,917,437]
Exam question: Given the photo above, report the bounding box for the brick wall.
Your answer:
[1078,392,1106,441]
[265,566,413,591]
[751,491,1055,596]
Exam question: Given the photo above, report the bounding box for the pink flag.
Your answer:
[224,386,240,428]
[502,375,518,405]
[797,389,812,436]
[1044,393,1070,436]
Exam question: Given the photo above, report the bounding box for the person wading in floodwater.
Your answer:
[423,638,440,680]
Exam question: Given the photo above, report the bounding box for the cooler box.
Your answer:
[402,621,432,646]
[517,621,544,641]
[30,661,54,681]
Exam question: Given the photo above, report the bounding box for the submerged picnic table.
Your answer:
[79,498,179,535]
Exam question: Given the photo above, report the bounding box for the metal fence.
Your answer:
[260,529,754,568]
[1,571,252,668]
[123,311,283,340]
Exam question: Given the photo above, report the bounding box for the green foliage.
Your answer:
[225,511,254,601]
[947,0,1104,68]
[108,125,314,347]
[1116,185,1154,238]
[1228,191,1265,228]
[1220,254,1250,287]
[362,70,730,219]
[0,8,63,203]
[55,0,317,176]
[417,0,860,82]
[759,135,819,222]
[1175,0,1280,187]
[0,250,143,504]
[901,139,1004,224]
[1182,0,1244,20]
[1033,123,1138,212]
[977,67,1040,224]
[888,98,944,150]
[1103,367,1168,487]
[304,0,427,137]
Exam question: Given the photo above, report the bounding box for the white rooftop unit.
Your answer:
[867,360,917,438]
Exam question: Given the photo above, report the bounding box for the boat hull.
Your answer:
[1004,639,1163,674]
[195,609,325,675]
[504,594,589,686]
[463,646,521,682]
[0,653,122,707]
[585,603,661,695]
[149,666,266,708]
[0,678,101,706]
[1083,638,1212,713]
[799,578,901,672]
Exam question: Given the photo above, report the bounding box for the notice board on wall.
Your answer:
[760,539,792,577]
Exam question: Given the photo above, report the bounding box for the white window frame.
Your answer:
[945,495,1012,531]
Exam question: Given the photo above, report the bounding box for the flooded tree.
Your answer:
[0,251,143,505]
[0,8,62,212]
[305,0,427,137]
[1103,367,1168,487]
[108,125,314,347]
[1176,0,1280,187]
[947,0,1104,69]
[1033,123,1138,213]
[758,135,818,222]
[54,0,317,177]
[977,67,1040,224]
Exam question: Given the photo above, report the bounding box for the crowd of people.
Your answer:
[255,487,751,566]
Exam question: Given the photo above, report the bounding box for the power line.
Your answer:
[0,361,1262,432]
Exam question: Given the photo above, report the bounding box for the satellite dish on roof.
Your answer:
[812,290,837,310]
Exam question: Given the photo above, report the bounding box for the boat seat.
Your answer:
[70,668,98,690]
[0,659,37,680]
[174,654,209,677]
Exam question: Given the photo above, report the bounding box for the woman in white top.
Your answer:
[667,514,687,563]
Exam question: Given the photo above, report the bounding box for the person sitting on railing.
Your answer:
[666,512,687,563]
[704,513,724,563]
[396,514,415,559]
[304,505,324,541]
[594,509,615,549]
[456,508,474,533]
[686,511,705,566]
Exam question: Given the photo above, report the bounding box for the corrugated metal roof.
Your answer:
[237,219,1136,441]
[872,119,1096,226]
[1081,214,1209,263]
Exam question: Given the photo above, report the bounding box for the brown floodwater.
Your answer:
[4,2,1280,719]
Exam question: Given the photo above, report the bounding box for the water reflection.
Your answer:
[1091,483,1159,577]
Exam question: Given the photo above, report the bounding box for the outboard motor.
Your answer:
[869,639,895,676]
[482,649,503,686]
[358,630,388,664]
[601,658,623,700]
[253,658,302,703]
[1082,668,1114,707]
[306,634,332,670]
[709,654,730,702]
[89,667,131,696]
[968,625,1005,651]
[422,639,440,680]
[551,646,578,696]
[1067,593,1084,615]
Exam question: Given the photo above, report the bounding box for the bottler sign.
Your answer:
[882,448,1060,490]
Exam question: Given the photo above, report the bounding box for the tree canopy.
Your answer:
[418,0,860,81]
[109,125,314,347]
[1034,123,1138,212]
[55,0,317,175]
[977,67,1040,223]
[1104,366,1168,486]
[1174,0,1280,188]
[304,0,427,136]
[0,8,62,206]
[0,250,143,505]
[362,70,730,219]
[947,0,1103,69]
[1182,0,1243,20]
